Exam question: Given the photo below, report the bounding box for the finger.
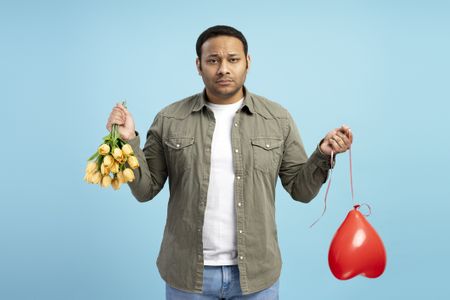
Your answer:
[338,132,353,149]
[338,125,349,136]
[326,129,337,140]
[341,124,350,131]
[335,132,350,146]
[338,126,353,147]
[113,107,125,117]
[117,103,129,114]
[331,134,346,148]
[116,105,131,119]
[112,108,126,122]
[329,138,343,152]
[116,103,125,111]
[109,115,124,125]
[340,125,352,139]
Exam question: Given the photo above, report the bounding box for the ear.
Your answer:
[246,54,251,72]
[196,57,202,75]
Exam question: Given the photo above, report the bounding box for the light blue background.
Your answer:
[2,0,449,299]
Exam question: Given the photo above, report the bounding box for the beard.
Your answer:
[204,75,247,101]
[211,84,242,99]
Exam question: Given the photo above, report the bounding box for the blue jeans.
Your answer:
[166,265,279,299]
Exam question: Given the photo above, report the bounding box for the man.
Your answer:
[106,25,352,299]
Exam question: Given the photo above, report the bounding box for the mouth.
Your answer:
[216,79,233,86]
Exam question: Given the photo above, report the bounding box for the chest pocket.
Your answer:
[164,137,195,172]
[251,137,283,173]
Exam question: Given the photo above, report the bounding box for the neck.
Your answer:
[205,87,244,105]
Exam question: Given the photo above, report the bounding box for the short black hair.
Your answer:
[196,25,248,59]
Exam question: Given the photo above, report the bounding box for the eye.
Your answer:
[207,59,218,64]
[230,58,240,63]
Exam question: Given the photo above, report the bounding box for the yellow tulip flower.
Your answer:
[98,144,110,155]
[101,175,112,188]
[123,168,135,182]
[122,144,134,156]
[127,156,139,169]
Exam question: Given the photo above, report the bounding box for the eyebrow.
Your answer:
[206,53,241,58]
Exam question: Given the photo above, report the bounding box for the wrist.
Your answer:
[319,138,331,156]
[124,131,137,141]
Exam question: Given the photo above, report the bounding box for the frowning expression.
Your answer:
[196,35,250,100]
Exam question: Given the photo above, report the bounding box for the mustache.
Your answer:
[216,78,233,82]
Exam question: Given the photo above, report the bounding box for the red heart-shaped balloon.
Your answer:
[328,204,387,280]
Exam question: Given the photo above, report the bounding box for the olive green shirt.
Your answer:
[126,86,333,295]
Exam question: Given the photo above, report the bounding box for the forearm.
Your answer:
[291,145,333,202]
[125,131,165,202]
[281,141,334,203]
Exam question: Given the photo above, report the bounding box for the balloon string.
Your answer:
[349,149,371,217]
[349,147,354,204]
[359,203,372,217]
[309,150,334,228]
[309,147,356,228]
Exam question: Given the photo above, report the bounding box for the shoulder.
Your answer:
[157,93,200,119]
[249,91,289,119]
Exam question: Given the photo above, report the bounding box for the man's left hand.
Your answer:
[320,125,353,155]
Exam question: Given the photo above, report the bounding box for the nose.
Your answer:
[217,61,231,75]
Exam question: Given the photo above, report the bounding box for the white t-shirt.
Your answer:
[202,97,244,265]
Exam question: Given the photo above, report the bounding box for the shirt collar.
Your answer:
[192,85,255,114]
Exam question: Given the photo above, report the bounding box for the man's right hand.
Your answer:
[106,103,136,141]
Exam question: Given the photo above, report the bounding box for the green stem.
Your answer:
[111,100,127,145]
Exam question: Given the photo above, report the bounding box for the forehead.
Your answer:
[201,35,245,56]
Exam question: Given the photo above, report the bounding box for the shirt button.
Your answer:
[235,149,239,153]
[238,202,242,207]
[266,144,270,148]
[176,144,180,148]
[237,176,241,180]
[240,256,244,260]
[234,123,238,127]
[239,230,243,233]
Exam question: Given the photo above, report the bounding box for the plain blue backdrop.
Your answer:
[2,0,449,299]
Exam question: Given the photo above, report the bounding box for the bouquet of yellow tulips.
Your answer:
[84,101,139,190]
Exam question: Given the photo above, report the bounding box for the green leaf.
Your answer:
[88,152,99,161]
[97,154,104,165]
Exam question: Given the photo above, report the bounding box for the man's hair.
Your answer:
[196,25,248,59]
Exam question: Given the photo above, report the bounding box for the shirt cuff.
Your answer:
[125,131,140,149]
[312,139,336,169]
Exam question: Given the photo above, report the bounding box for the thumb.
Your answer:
[117,103,132,117]
[116,103,127,111]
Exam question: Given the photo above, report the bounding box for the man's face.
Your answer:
[196,35,250,100]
